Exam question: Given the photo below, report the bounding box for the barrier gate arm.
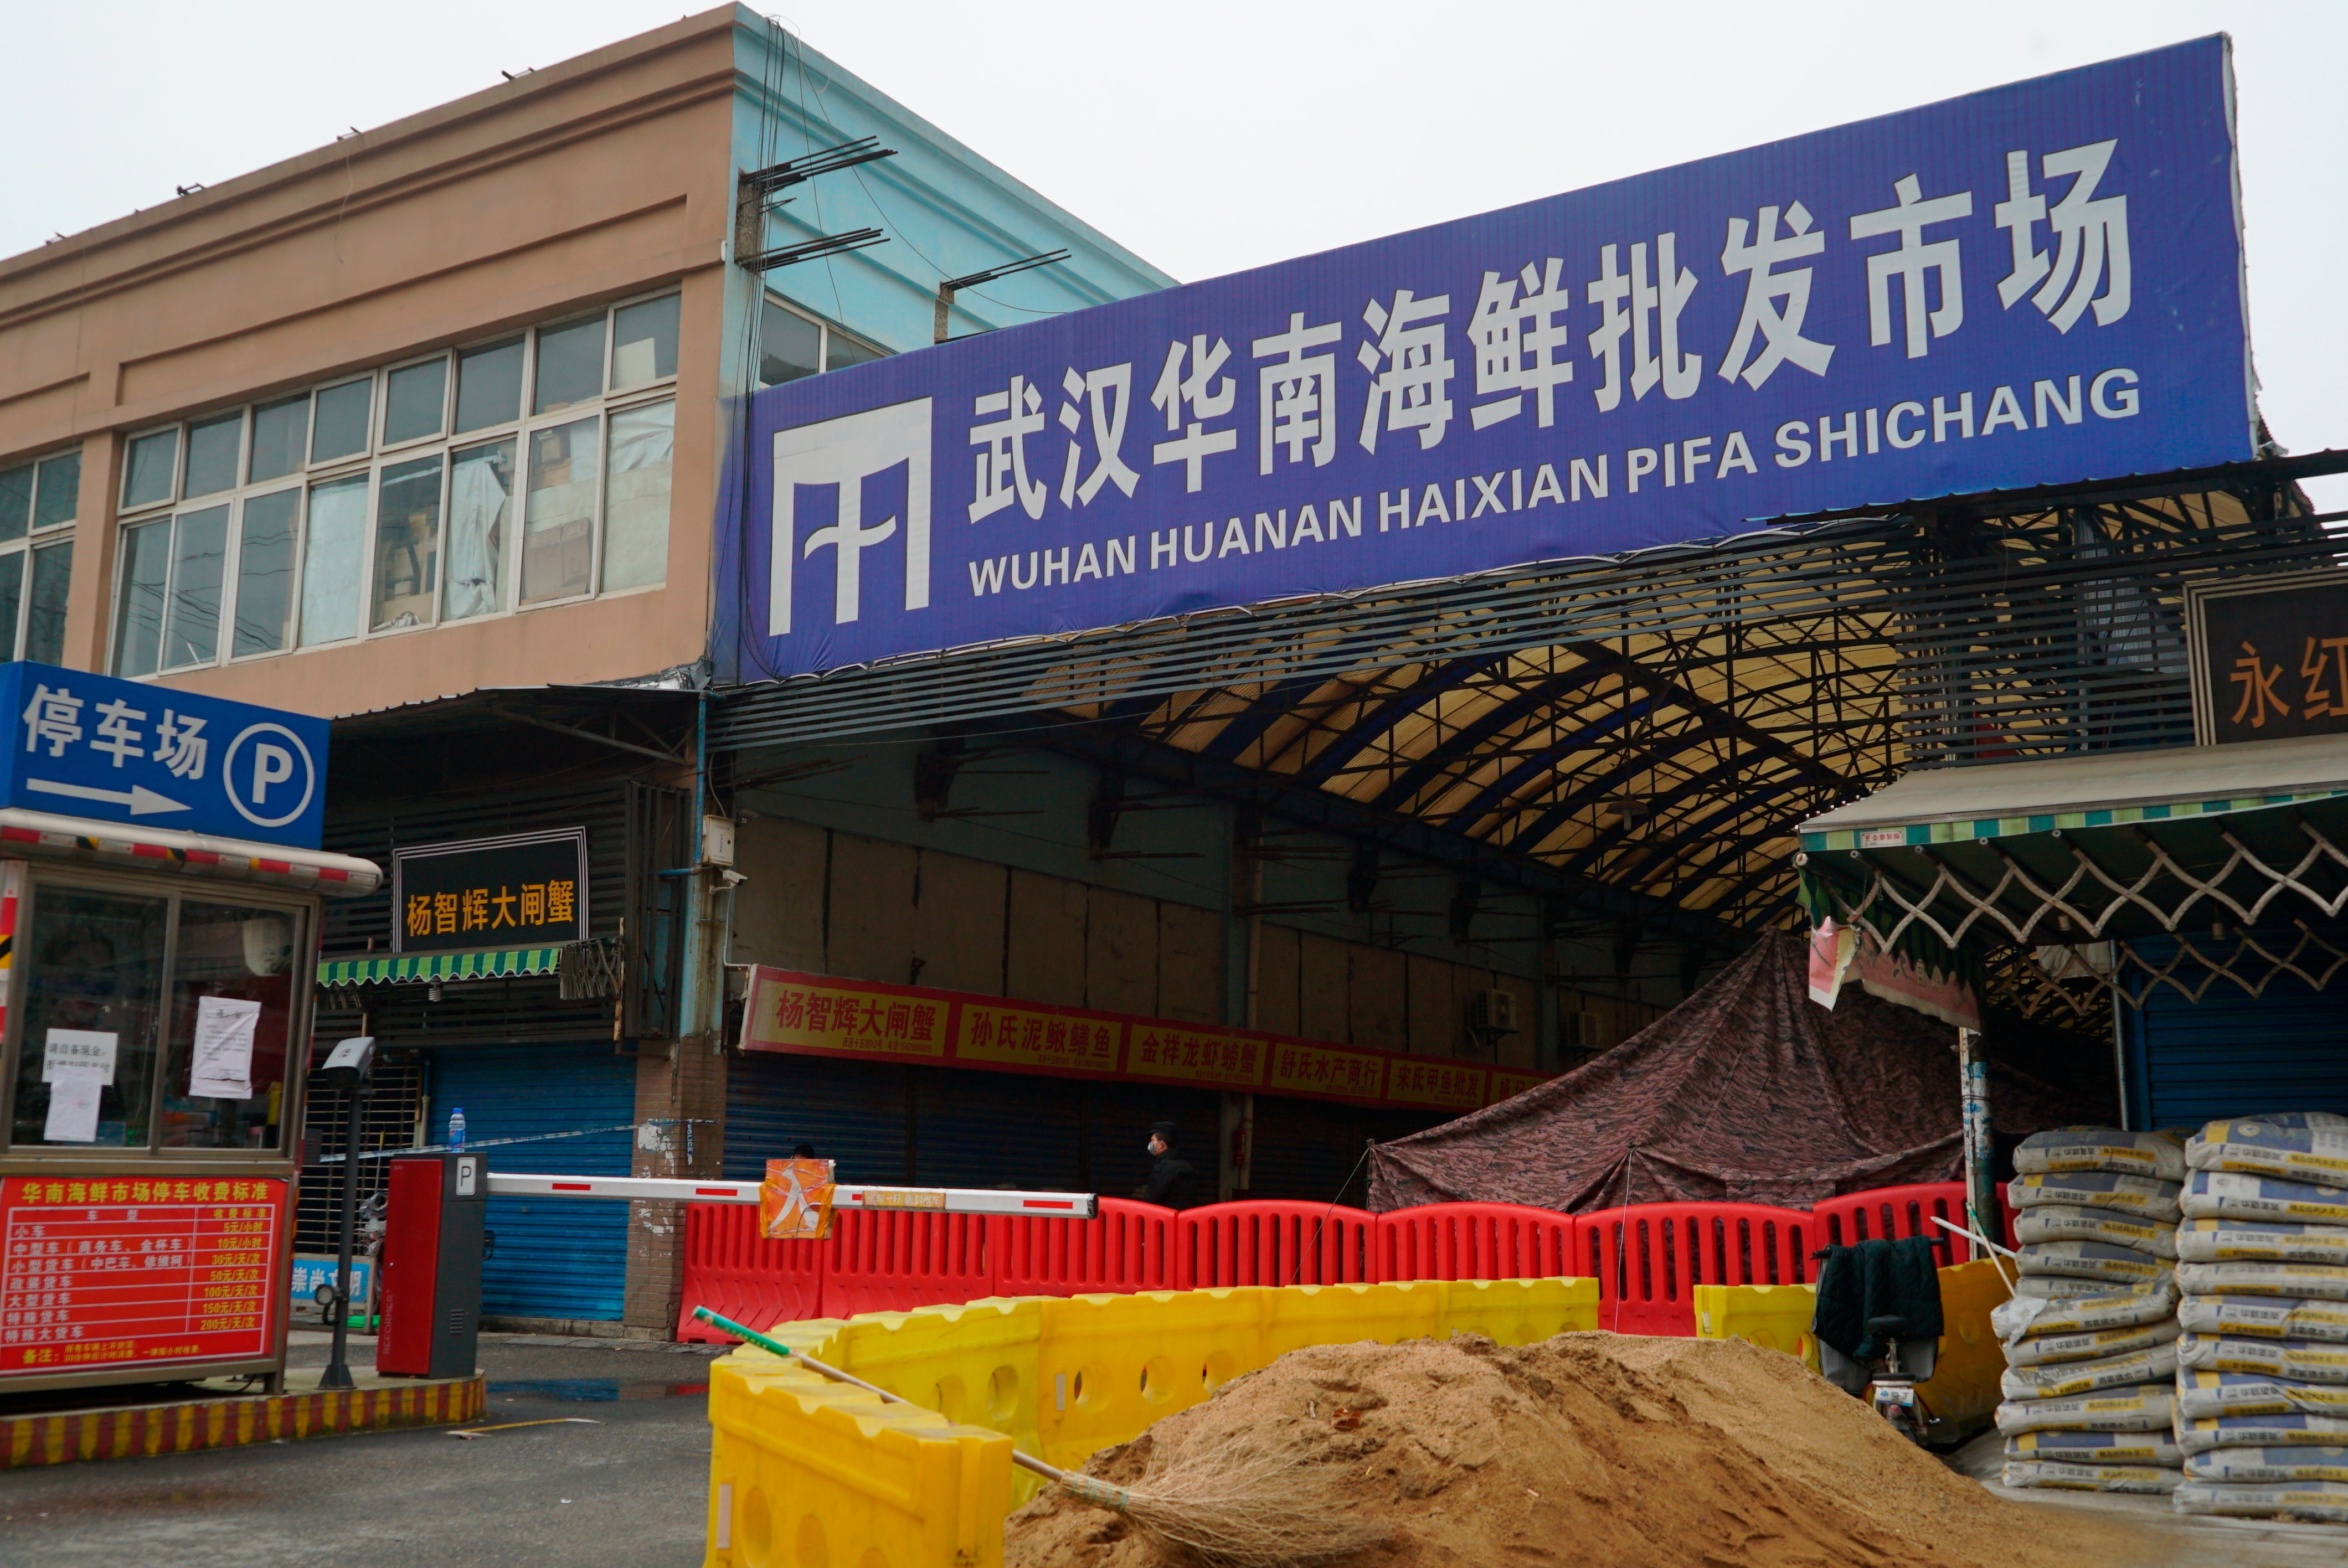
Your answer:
[483,1173,1099,1218]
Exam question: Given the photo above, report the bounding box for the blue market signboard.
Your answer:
[0,662,328,849]
[719,38,2253,683]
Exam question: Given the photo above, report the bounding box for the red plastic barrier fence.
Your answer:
[674,1200,825,1343]
[993,1198,1175,1296]
[1812,1182,1975,1269]
[1583,1203,1815,1336]
[1173,1201,1378,1288]
[1373,1202,1575,1282]
[821,1207,995,1318]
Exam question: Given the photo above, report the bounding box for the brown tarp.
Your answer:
[1367,931,2105,1214]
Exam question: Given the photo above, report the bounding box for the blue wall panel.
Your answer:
[431,1044,635,1323]
[2120,937,2348,1131]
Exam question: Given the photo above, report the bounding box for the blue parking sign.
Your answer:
[0,662,329,849]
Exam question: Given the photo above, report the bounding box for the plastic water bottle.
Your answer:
[448,1108,466,1151]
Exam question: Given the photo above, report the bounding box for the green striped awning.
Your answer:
[317,947,565,987]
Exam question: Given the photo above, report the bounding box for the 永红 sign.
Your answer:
[0,662,329,848]
[2189,570,2348,745]
[720,38,2251,682]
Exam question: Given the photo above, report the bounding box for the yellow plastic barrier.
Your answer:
[1692,1258,2012,1427]
[706,1345,1014,1568]
[704,1275,1600,1568]
[1692,1281,1821,1369]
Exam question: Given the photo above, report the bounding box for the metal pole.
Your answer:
[1956,1027,1996,1263]
[320,1085,365,1391]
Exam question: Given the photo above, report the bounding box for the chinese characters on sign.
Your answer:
[2191,574,2348,745]
[745,975,949,1060]
[0,662,329,848]
[391,831,588,954]
[1,1178,286,1376]
[736,967,1548,1112]
[727,41,2247,683]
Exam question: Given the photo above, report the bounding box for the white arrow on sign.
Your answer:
[27,778,189,816]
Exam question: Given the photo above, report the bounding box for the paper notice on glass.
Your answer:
[44,1063,104,1143]
[190,996,261,1101]
[43,1028,117,1085]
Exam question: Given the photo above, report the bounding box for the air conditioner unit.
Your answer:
[1467,989,1520,1035]
[1567,1010,1609,1052]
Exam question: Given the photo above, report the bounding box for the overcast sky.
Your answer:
[5,1,2341,506]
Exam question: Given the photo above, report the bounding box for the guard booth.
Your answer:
[0,663,378,1397]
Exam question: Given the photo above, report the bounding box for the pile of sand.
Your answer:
[1005,1331,2157,1568]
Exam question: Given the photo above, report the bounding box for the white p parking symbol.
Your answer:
[223,723,316,830]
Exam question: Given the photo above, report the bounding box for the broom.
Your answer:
[694,1307,1381,1568]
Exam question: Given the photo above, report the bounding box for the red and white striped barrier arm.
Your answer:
[482,1172,1098,1218]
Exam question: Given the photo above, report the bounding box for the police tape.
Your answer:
[310,1122,653,1162]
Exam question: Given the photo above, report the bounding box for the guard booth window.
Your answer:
[4,874,310,1153]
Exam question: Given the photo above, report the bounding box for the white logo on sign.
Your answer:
[222,722,317,829]
[770,399,932,636]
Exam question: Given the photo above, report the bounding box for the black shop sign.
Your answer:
[391,829,589,953]
[2190,571,2348,745]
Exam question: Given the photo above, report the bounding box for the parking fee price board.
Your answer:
[0,1175,289,1376]
[0,661,329,849]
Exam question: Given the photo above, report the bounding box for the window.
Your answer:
[6,875,308,1154]
[757,295,888,388]
[109,291,682,675]
[0,449,76,663]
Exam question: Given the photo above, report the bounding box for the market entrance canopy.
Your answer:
[720,37,2252,685]
[1798,731,2348,964]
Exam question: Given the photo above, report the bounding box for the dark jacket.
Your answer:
[1812,1236,1944,1363]
[1142,1153,1197,1209]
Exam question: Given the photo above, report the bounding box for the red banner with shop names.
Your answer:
[1,1175,289,1378]
[739,967,1554,1112]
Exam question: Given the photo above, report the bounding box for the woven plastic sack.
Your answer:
[2014,1239,2172,1287]
[2000,1459,2179,1493]
[2009,1170,2182,1221]
[2178,1332,2348,1384]
[2181,1170,2348,1226]
[2001,1341,2178,1401]
[2177,1370,2348,1421]
[2178,1411,2348,1455]
[2180,1294,2348,1344]
[2186,1446,2348,1484]
[2175,1478,2348,1521]
[2001,1316,2180,1369]
[2177,1218,2348,1266]
[2014,1204,2178,1257]
[1995,1384,2175,1435]
[2007,1429,2182,1466]
[1992,1278,2176,1346]
[2015,1127,2185,1182]
[2011,1274,2139,1301]
[2188,1120,2348,1183]
[2177,1261,2348,1300]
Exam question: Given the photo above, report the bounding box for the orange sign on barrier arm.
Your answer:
[758,1159,838,1240]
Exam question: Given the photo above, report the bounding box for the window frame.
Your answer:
[104,291,685,678]
[0,447,82,662]
[758,291,889,389]
[0,862,316,1162]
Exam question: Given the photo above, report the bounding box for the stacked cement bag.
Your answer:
[2175,1114,2348,1522]
[1996,1128,2186,1494]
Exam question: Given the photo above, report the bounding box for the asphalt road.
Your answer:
[0,1337,724,1568]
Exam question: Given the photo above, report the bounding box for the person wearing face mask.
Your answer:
[1139,1120,1196,1209]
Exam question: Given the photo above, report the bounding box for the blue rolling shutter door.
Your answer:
[725,1053,911,1183]
[431,1045,635,1322]
[2120,937,2348,1129]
